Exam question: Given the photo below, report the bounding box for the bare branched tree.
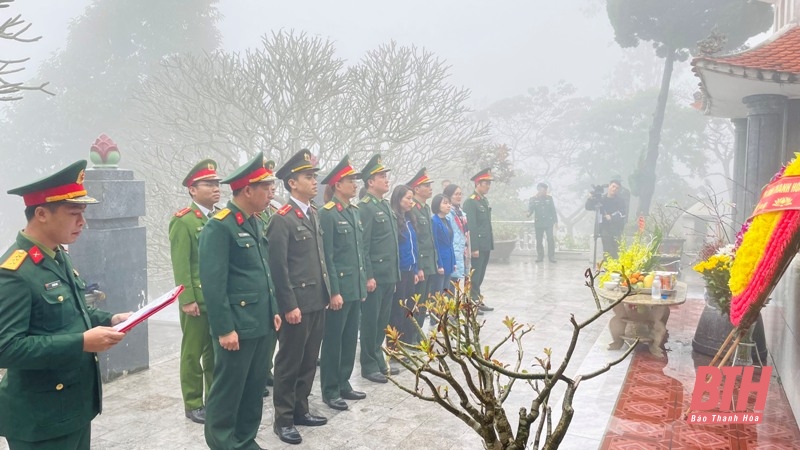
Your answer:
[130,31,489,291]
[385,270,635,450]
[0,0,53,101]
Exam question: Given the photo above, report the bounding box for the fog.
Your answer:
[1,0,767,296]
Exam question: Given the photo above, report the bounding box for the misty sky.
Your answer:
[9,0,623,106]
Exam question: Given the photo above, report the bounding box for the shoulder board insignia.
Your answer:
[324,201,336,210]
[361,196,370,204]
[235,212,244,225]
[29,246,44,265]
[175,207,192,217]
[194,210,203,218]
[213,208,231,220]
[470,194,479,200]
[277,204,292,216]
[1,249,27,271]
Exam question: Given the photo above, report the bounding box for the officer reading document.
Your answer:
[0,161,131,450]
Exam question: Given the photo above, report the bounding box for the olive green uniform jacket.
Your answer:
[409,200,437,275]
[199,201,279,339]
[463,192,494,251]
[320,197,367,302]
[0,233,113,442]
[359,193,400,284]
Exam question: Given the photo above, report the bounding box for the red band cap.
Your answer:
[22,183,87,207]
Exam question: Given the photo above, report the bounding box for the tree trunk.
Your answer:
[637,46,676,216]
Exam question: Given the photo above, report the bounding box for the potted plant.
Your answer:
[490,222,519,263]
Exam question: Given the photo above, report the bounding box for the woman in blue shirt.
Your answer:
[430,194,456,297]
[388,185,419,346]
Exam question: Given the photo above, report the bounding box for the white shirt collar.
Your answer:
[290,196,310,215]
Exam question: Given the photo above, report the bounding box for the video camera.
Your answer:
[590,184,607,198]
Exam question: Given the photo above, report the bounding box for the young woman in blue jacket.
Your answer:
[430,194,456,297]
[388,185,420,346]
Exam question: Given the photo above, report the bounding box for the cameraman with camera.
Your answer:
[585,179,627,259]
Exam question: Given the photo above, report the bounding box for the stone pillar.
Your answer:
[741,94,787,220]
[69,135,149,381]
[731,118,748,227]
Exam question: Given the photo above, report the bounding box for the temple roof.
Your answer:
[692,24,800,118]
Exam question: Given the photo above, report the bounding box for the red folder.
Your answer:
[113,285,184,333]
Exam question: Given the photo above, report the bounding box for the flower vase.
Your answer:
[733,324,757,366]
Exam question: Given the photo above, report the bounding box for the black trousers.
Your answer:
[273,309,325,427]
[470,250,491,301]
[389,271,418,345]
[535,226,556,260]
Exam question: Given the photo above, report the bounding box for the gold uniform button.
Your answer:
[323,273,327,278]
[240,301,246,307]
[246,244,250,248]
[301,282,306,288]
[56,383,64,391]
[94,356,99,362]
[339,273,344,277]
[57,295,64,302]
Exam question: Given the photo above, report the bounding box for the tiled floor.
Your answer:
[601,293,800,449]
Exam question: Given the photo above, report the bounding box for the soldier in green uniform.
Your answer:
[198,152,281,450]
[268,149,331,445]
[0,160,131,450]
[463,168,495,311]
[318,156,368,411]
[526,182,558,263]
[358,154,400,384]
[406,168,437,333]
[169,159,222,424]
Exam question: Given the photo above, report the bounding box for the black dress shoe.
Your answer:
[380,366,400,376]
[274,424,302,445]
[363,372,388,383]
[478,303,494,312]
[293,412,328,426]
[185,407,205,424]
[323,397,348,411]
[340,389,366,400]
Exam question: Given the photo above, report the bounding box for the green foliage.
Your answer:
[606,0,772,59]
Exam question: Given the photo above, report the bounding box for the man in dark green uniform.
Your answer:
[407,168,437,332]
[199,152,281,450]
[268,149,331,445]
[0,160,131,450]
[358,154,400,384]
[319,156,368,411]
[463,168,495,311]
[169,159,222,424]
[527,182,558,263]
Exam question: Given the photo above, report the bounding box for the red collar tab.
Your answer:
[29,245,44,265]
[194,209,203,218]
[336,203,343,212]
[235,212,244,225]
[295,209,304,219]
